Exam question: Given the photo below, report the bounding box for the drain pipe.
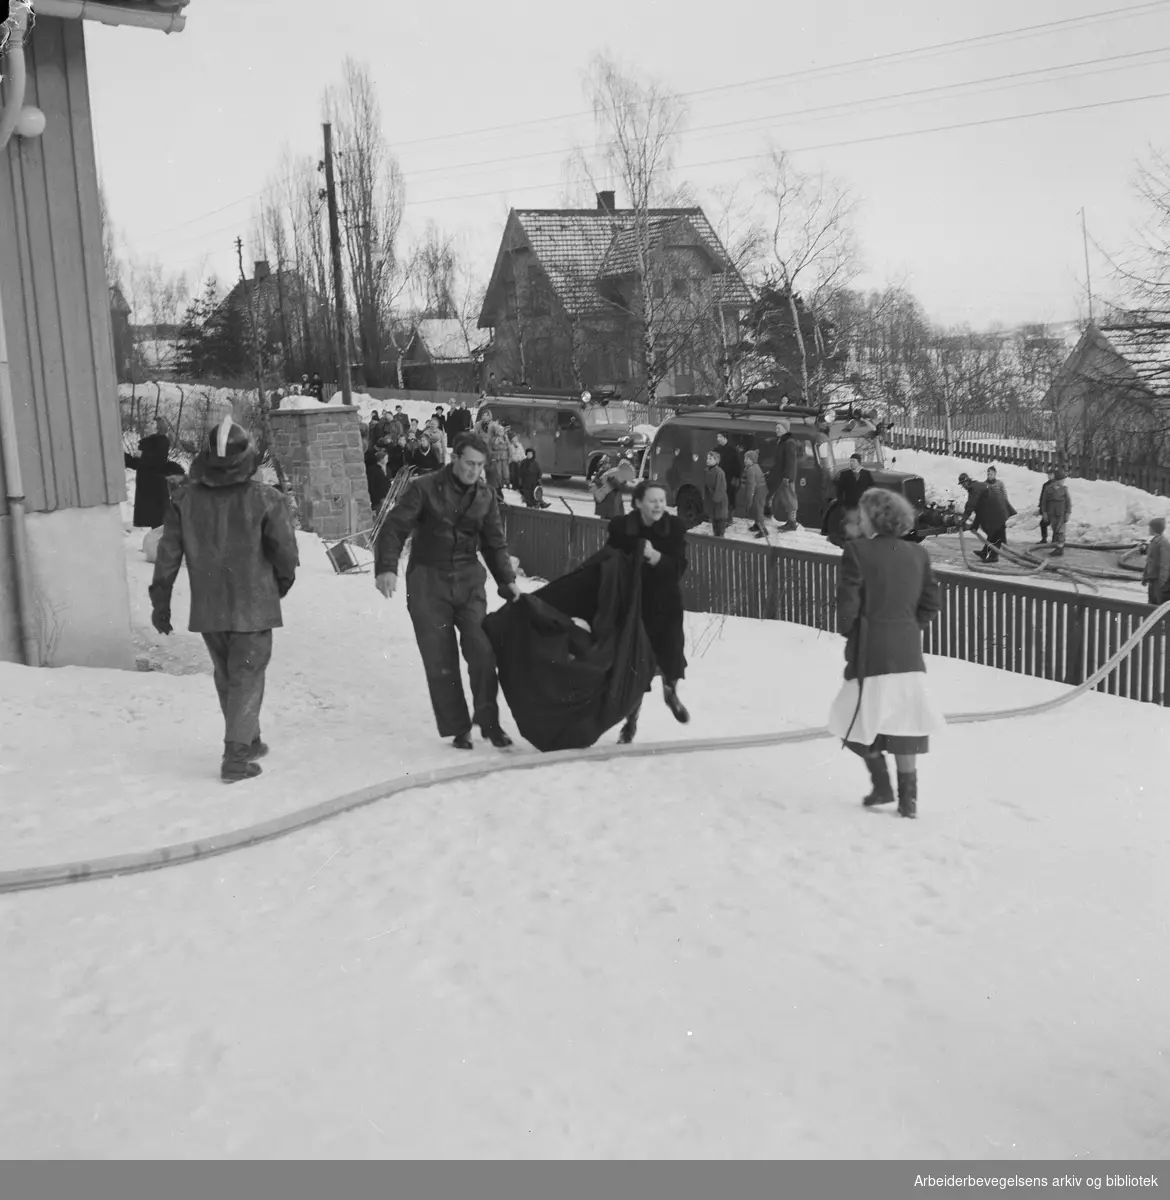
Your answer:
[0,3,41,666]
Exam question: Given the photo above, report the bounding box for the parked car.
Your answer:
[642,403,944,538]
[474,390,650,482]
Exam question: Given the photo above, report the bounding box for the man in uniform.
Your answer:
[375,432,522,750]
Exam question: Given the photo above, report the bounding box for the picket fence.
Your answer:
[500,507,1170,709]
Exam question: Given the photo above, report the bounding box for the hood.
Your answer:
[188,444,259,488]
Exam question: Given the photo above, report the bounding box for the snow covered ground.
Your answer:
[1,522,1169,1158]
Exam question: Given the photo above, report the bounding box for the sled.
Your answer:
[325,466,417,574]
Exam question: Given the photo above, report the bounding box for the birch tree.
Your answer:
[759,150,860,402]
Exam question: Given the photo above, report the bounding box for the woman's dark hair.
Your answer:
[631,479,667,504]
[452,431,489,459]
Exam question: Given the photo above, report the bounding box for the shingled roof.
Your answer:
[479,206,753,326]
[1098,322,1170,400]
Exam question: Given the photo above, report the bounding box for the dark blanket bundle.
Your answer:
[483,545,656,752]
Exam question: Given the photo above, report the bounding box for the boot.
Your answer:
[222,741,262,783]
[1051,546,1064,558]
[617,716,637,744]
[663,682,690,724]
[452,731,475,750]
[482,724,514,749]
[861,753,895,807]
[245,737,269,761]
[897,771,918,819]
[781,521,799,532]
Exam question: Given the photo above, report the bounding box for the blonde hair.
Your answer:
[859,488,916,538]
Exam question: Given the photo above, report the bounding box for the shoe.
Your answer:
[663,682,690,724]
[222,741,262,783]
[1051,547,1064,558]
[245,738,269,761]
[748,523,761,533]
[861,753,895,807]
[753,531,766,539]
[618,716,638,744]
[482,725,514,749]
[780,521,799,532]
[452,732,474,750]
[897,770,918,819]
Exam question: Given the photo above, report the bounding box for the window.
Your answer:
[504,281,518,318]
[672,276,688,298]
[652,280,665,300]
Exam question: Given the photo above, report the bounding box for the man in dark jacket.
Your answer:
[770,430,800,532]
[604,480,691,742]
[821,453,874,536]
[366,445,393,512]
[446,400,473,438]
[375,432,522,750]
[149,417,299,783]
[714,433,742,514]
[959,472,1011,562]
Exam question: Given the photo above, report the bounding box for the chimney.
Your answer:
[596,190,616,213]
[254,259,271,283]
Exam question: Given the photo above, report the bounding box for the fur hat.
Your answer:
[1151,516,1167,535]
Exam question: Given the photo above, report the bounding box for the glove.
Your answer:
[151,609,173,636]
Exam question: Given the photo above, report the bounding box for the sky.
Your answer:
[85,0,1170,330]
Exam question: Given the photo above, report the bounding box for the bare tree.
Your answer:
[323,58,408,386]
[410,221,459,318]
[758,149,861,401]
[578,52,691,403]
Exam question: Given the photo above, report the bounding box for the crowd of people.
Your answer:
[140,409,1170,801]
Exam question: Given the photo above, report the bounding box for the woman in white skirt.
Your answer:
[827,489,945,819]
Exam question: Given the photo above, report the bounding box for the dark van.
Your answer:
[474,391,650,482]
[642,404,931,535]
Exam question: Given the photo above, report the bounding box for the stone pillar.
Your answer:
[269,406,372,541]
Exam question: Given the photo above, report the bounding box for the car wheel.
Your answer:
[675,486,704,529]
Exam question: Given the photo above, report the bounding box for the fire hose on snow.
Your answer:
[1,597,1167,897]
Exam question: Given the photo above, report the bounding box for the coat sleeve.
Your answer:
[478,491,516,587]
[375,476,426,576]
[262,493,300,598]
[651,519,688,581]
[916,554,942,630]
[605,515,633,552]
[124,453,140,470]
[836,541,864,636]
[147,495,185,615]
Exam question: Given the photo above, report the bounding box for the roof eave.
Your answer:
[34,0,188,34]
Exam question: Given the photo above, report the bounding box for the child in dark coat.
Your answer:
[517,448,549,508]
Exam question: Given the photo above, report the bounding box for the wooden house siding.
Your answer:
[0,16,124,517]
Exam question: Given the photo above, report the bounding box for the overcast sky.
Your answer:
[86,0,1170,330]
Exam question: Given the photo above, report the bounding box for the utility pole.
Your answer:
[321,122,353,407]
[236,237,285,491]
[1081,208,1094,324]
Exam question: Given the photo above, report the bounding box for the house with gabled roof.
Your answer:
[1043,319,1170,462]
[401,317,489,393]
[477,192,753,400]
[0,0,191,669]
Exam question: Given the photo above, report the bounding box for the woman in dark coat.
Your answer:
[605,479,690,742]
[827,488,944,819]
[124,419,185,529]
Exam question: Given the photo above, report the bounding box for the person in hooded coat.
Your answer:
[604,479,691,742]
[827,488,944,819]
[149,417,299,783]
[124,418,185,529]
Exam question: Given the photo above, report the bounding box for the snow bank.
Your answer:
[890,448,1170,544]
[0,522,1168,1157]
[119,382,243,427]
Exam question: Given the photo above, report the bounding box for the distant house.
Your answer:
[477,192,753,400]
[1043,320,1170,462]
[401,318,487,393]
[109,284,133,383]
[1,1,193,670]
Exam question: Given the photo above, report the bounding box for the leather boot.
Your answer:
[862,753,895,807]
[897,770,918,819]
[222,741,262,783]
[245,737,269,761]
[663,681,690,724]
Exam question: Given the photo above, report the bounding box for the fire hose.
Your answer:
[1,597,1167,897]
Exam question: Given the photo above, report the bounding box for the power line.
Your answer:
[134,50,1170,258]
[407,88,1170,208]
[140,0,1170,240]
[389,0,1170,149]
[399,44,1170,182]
